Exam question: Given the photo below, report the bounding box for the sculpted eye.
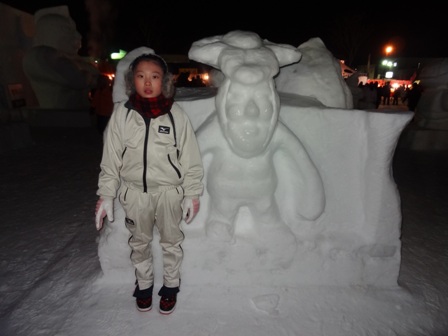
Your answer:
[227,105,242,119]
[256,97,274,119]
[260,104,274,119]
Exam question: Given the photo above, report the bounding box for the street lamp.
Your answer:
[382,44,396,79]
[385,45,393,57]
[382,59,397,79]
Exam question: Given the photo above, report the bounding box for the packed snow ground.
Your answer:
[0,119,447,336]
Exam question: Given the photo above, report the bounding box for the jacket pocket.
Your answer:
[166,146,181,178]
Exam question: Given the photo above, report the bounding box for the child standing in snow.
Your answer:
[95,53,204,314]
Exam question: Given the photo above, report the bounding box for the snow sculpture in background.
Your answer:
[188,30,325,267]
[275,37,353,109]
[22,6,98,109]
[415,58,448,130]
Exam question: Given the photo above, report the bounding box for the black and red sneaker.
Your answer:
[136,296,152,312]
[159,295,177,315]
[133,283,153,312]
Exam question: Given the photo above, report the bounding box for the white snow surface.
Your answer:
[0,107,447,336]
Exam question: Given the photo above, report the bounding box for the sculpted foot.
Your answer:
[206,220,234,242]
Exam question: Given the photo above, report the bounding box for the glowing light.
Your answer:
[385,45,393,56]
[111,49,127,60]
[382,60,397,67]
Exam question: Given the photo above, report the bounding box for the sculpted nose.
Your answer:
[245,100,259,117]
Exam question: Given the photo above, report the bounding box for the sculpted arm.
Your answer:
[273,122,325,221]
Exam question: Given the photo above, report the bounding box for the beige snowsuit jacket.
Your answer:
[97,101,204,199]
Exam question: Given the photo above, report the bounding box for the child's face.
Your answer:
[133,60,164,98]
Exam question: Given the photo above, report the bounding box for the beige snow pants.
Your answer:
[119,183,184,290]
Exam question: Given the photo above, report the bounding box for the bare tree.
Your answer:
[325,12,374,68]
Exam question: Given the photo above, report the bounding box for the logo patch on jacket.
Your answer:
[158,126,170,134]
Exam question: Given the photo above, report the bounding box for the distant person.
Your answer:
[95,53,204,315]
[396,85,406,104]
[381,82,391,105]
[407,82,422,112]
[402,86,410,104]
[353,81,364,109]
[192,75,205,87]
[345,74,363,109]
[373,81,382,108]
[91,75,113,134]
[392,87,400,105]
[359,82,378,109]
[175,72,191,87]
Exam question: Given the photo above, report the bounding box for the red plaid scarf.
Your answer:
[128,93,174,119]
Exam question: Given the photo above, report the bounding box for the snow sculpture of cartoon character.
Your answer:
[188,31,326,268]
[22,7,98,109]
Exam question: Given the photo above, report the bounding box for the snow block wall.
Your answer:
[98,94,413,288]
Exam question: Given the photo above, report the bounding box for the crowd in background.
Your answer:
[351,80,422,111]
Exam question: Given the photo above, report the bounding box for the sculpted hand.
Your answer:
[182,197,200,224]
[95,197,114,231]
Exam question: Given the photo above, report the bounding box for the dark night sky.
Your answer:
[4,0,448,67]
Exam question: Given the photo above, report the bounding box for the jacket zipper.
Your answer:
[143,119,150,193]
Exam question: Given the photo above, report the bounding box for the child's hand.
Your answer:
[95,197,114,230]
[182,197,200,224]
